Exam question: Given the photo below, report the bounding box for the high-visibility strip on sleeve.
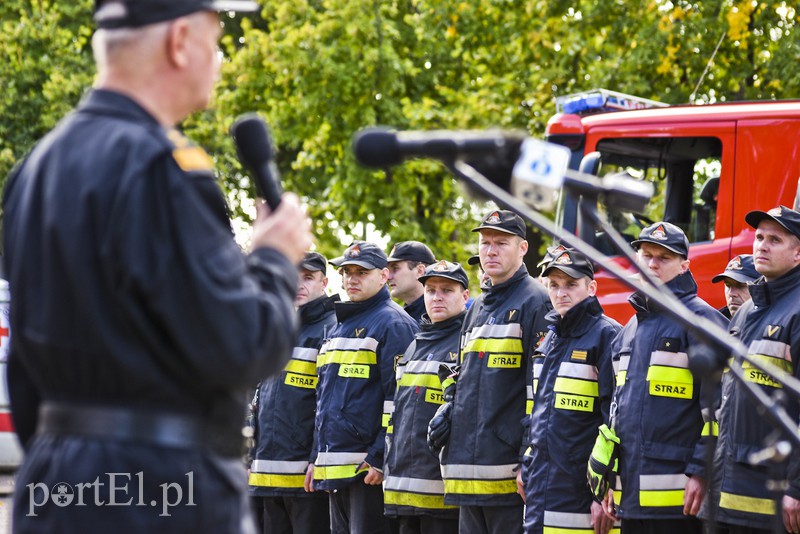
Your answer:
[701,421,719,437]
[553,377,599,397]
[317,350,377,367]
[399,373,442,389]
[248,472,306,488]
[284,359,317,376]
[719,491,776,515]
[638,473,686,507]
[464,337,523,354]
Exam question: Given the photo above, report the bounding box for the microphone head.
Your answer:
[231,113,275,170]
[352,127,403,168]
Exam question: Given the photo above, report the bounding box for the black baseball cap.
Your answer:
[711,254,759,284]
[300,251,327,273]
[631,221,689,258]
[536,244,568,269]
[467,255,481,266]
[387,241,436,265]
[418,261,469,289]
[94,0,259,29]
[472,210,526,239]
[330,241,388,270]
[745,205,800,241]
[542,249,595,280]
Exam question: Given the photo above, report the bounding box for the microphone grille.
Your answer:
[352,127,402,168]
[231,113,275,169]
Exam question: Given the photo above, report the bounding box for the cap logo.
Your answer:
[346,244,361,258]
[389,245,397,257]
[433,260,448,272]
[485,212,502,224]
[554,253,573,265]
[95,1,127,22]
[727,256,742,271]
[768,207,782,217]
[650,225,668,241]
[552,245,567,254]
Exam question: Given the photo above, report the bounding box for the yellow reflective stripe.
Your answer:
[248,472,305,488]
[554,377,599,397]
[382,413,391,427]
[554,394,594,412]
[443,478,517,495]
[318,350,377,367]
[616,370,627,387]
[284,359,317,375]
[743,354,792,373]
[399,373,442,389]
[464,337,523,354]
[719,491,775,515]
[701,421,719,437]
[314,464,369,480]
[487,354,521,368]
[284,373,317,389]
[526,399,533,415]
[639,489,685,507]
[383,490,457,509]
[441,375,456,390]
[646,365,693,384]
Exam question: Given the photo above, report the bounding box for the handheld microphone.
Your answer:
[352,126,528,168]
[231,114,283,210]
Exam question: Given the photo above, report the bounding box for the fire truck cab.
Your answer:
[546,89,800,322]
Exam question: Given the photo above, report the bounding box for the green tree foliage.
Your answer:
[2,0,799,265]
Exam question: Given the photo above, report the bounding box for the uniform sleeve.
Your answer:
[108,155,299,391]
[365,317,419,470]
[598,320,623,425]
[784,317,800,500]
[686,306,728,478]
[519,295,552,461]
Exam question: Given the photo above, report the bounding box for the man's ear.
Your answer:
[165,18,191,69]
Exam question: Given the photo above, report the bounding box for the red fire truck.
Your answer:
[546,89,800,323]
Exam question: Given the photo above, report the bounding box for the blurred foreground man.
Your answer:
[522,249,620,534]
[2,1,312,532]
[249,252,337,533]
[310,241,418,533]
[598,222,726,534]
[384,261,469,533]
[704,206,800,534]
[432,210,550,534]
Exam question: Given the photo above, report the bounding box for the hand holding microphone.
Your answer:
[231,114,311,263]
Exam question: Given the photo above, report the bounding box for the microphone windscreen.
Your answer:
[352,127,402,168]
[231,114,275,169]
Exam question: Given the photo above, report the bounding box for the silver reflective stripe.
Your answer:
[384,476,444,494]
[558,362,598,380]
[544,510,592,528]
[384,400,393,415]
[251,459,308,474]
[639,473,687,490]
[526,385,533,399]
[323,336,380,352]
[616,475,622,491]
[315,451,367,466]
[533,363,543,379]
[406,360,441,374]
[619,355,630,371]
[441,463,517,480]
[649,350,689,368]
[468,323,522,340]
[292,346,320,362]
[749,339,791,361]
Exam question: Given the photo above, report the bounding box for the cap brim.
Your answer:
[744,210,796,235]
[418,274,468,288]
[542,265,593,280]
[339,259,380,269]
[631,238,687,257]
[329,256,344,267]
[471,225,521,236]
[208,1,260,12]
[711,272,758,284]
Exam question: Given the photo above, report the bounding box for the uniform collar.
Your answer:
[299,294,339,325]
[417,310,467,340]
[81,89,161,126]
[749,263,800,308]
[547,296,603,338]
[334,285,391,321]
[484,265,530,304]
[629,270,698,315]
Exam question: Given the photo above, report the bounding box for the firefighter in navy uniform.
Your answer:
[521,249,620,534]
[2,1,312,533]
[710,254,759,320]
[386,241,437,323]
[384,261,470,534]
[704,206,800,534]
[599,222,727,534]
[309,241,418,534]
[431,209,551,534]
[249,252,337,533]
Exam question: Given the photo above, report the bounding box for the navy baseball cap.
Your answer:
[94,0,259,29]
[542,249,595,280]
[536,244,568,269]
[387,241,436,265]
[300,251,327,273]
[631,221,689,258]
[711,254,759,284]
[330,241,388,270]
[745,205,800,241]
[472,210,526,239]
[418,261,469,289]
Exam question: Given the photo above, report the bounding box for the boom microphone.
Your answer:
[352,126,528,168]
[231,114,283,210]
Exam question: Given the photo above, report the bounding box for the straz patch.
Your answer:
[338,364,369,378]
[764,324,783,340]
[506,309,520,322]
[284,373,317,389]
[649,382,693,399]
[425,390,444,404]
[487,354,521,368]
[555,394,594,412]
[744,367,781,388]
